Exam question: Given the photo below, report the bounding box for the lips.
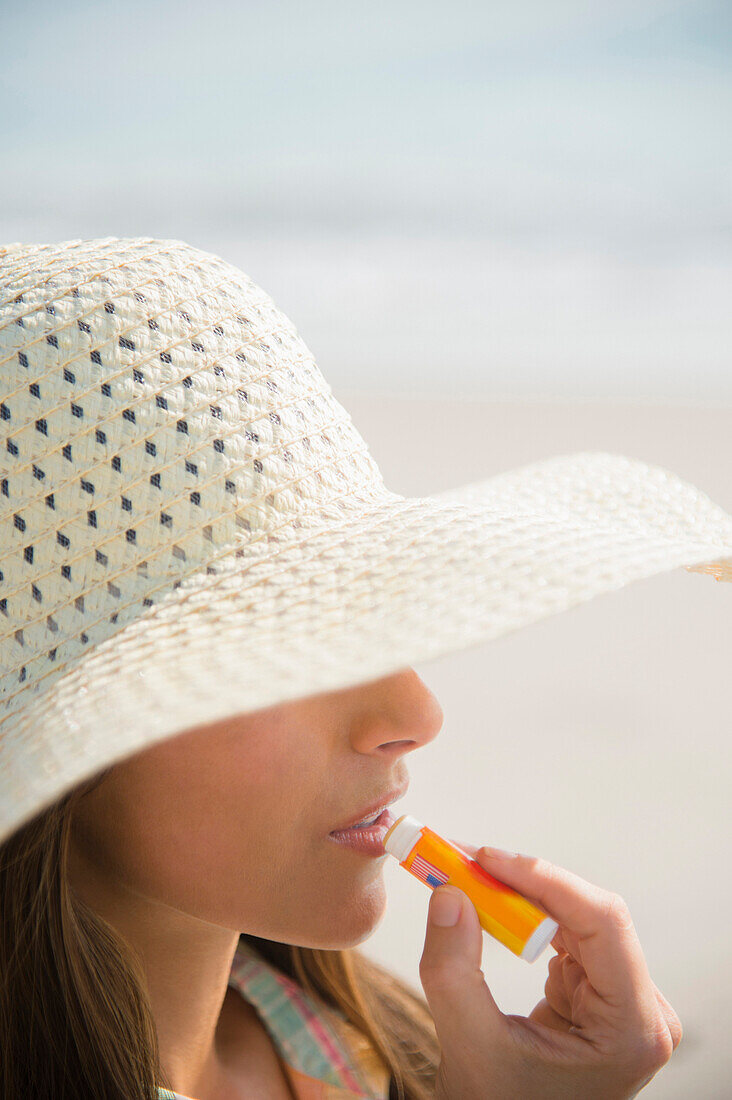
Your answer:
[327,807,398,854]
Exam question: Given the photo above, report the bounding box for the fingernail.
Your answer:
[482,846,517,860]
[430,888,462,927]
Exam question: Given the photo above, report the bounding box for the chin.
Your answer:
[332,882,389,949]
[298,878,389,950]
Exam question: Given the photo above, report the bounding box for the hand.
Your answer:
[418,842,682,1099]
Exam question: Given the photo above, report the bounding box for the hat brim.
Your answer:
[1,449,731,844]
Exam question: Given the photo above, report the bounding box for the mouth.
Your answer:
[327,807,398,855]
[328,784,408,834]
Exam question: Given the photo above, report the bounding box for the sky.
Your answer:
[1,0,730,403]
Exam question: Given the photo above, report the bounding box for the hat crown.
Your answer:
[0,237,390,717]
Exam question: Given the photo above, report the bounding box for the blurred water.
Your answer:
[2,1,730,402]
[215,229,732,405]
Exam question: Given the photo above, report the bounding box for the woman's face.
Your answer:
[68,668,443,949]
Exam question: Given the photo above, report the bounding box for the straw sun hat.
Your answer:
[1,236,731,847]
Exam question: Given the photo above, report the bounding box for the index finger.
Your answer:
[449,839,654,1008]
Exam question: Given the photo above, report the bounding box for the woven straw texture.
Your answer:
[1,236,731,846]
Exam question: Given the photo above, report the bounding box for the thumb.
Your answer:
[419,885,503,1051]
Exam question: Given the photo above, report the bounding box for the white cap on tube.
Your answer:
[383,814,424,862]
[520,916,559,963]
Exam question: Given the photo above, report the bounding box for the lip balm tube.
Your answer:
[383,814,558,963]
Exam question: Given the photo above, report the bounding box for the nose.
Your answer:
[350,668,444,758]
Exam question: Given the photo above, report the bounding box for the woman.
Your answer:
[2,671,685,1100]
[2,237,730,1099]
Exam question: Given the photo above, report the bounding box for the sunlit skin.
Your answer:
[67,668,444,1100]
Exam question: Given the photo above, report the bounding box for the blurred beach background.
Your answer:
[1,1,730,1094]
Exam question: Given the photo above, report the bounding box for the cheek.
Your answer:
[74,721,391,939]
[113,791,274,910]
[103,787,390,944]
[119,767,320,926]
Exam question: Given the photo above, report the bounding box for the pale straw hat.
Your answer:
[1,236,731,846]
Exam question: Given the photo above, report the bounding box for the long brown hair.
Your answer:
[0,770,439,1100]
